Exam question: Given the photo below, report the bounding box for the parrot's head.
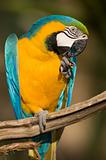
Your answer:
[45,16,88,59]
[28,15,88,58]
[46,25,88,58]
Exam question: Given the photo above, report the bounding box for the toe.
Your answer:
[38,110,48,133]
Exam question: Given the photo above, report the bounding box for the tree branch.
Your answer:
[0,142,40,159]
[0,91,106,142]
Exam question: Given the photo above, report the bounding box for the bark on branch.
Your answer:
[0,142,40,159]
[0,91,106,142]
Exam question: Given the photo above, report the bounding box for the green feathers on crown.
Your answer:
[69,21,89,35]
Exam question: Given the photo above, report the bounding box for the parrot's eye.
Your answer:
[66,26,77,34]
[70,26,77,32]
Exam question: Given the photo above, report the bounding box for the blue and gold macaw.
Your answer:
[5,15,88,160]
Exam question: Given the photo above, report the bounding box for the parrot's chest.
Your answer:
[19,50,67,112]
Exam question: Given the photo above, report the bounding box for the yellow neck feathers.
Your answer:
[30,21,65,53]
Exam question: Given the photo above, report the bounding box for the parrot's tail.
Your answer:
[28,143,56,160]
[29,149,41,160]
[28,129,63,160]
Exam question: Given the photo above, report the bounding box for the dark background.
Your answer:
[0,0,106,160]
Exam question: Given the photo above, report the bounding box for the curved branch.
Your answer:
[0,142,40,159]
[0,91,106,141]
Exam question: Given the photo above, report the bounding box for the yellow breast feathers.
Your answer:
[18,21,67,114]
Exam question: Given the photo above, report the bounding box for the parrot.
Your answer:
[5,15,88,160]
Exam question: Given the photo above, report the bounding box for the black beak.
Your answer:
[67,39,88,57]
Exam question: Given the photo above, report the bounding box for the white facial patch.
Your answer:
[56,32,75,47]
[56,26,88,48]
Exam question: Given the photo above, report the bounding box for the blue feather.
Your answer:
[56,88,65,111]
[5,34,24,119]
[66,57,77,107]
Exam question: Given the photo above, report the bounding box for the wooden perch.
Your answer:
[0,142,40,159]
[0,91,106,142]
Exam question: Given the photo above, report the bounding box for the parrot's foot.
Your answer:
[59,56,73,79]
[34,110,48,133]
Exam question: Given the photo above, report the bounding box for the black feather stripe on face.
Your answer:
[46,31,64,55]
[45,32,58,53]
[45,32,71,55]
[61,31,76,39]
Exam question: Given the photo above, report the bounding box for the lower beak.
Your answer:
[67,39,88,58]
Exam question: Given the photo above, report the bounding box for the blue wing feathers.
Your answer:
[5,33,23,119]
[57,57,77,109]
[66,57,77,107]
[56,89,65,111]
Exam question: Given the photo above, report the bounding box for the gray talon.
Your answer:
[42,110,48,127]
[60,56,72,78]
[62,57,70,65]
[35,110,48,133]
[61,60,66,66]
